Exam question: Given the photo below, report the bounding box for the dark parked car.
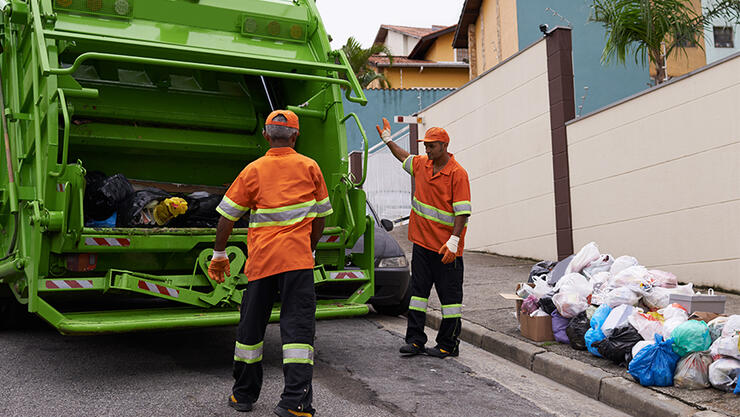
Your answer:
[349,201,411,316]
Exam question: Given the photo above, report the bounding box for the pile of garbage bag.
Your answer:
[525,241,740,394]
[83,172,243,228]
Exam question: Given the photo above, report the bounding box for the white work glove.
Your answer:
[212,250,227,259]
[445,235,459,253]
[375,117,392,144]
[438,235,459,264]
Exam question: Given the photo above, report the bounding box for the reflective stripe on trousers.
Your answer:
[234,341,264,364]
[283,343,314,365]
[409,296,428,312]
[441,304,462,318]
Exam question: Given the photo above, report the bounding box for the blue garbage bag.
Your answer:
[585,328,605,357]
[628,334,681,387]
[584,305,612,357]
[590,304,612,330]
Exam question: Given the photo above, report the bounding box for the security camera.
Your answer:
[539,24,549,35]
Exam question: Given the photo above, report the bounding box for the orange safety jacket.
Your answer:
[402,153,471,256]
[216,147,333,281]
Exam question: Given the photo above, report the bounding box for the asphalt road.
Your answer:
[0,315,627,417]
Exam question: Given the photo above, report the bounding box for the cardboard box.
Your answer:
[500,284,554,342]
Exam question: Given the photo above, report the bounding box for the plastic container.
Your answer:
[669,289,726,314]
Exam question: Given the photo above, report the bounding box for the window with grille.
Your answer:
[455,48,469,63]
[713,27,734,48]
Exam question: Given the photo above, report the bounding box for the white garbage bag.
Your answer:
[708,357,740,392]
[674,351,713,390]
[643,287,672,310]
[721,315,740,338]
[611,265,652,293]
[604,287,640,308]
[628,311,664,341]
[530,275,553,299]
[601,304,635,337]
[659,304,689,338]
[582,254,613,278]
[565,242,601,275]
[610,255,639,276]
[552,292,589,318]
[649,269,678,288]
[709,335,740,360]
[554,273,592,298]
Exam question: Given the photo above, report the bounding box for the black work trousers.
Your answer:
[405,244,464,352]
[232,269,316,414]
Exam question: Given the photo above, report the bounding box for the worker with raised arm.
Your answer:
[376,118,471,358]
[208,110,332,417]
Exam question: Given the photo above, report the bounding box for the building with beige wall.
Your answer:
[566,52,740,292]
[416,39,558,260]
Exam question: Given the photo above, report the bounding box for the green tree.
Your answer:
[591,0,740,84]
[341,36,393,89]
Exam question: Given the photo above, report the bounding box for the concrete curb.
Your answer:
[423,310,726,417]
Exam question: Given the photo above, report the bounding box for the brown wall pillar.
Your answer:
[545,27,575,260]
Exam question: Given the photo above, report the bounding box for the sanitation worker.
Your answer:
[209,110,332,417]
[376,118,471,358]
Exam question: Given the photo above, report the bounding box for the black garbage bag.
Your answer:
[169,192,223,228]
[538,296,557,315]
[84,172,134,220]
[547,254,574,286]
[566,312,589,350]
[528,260,557,283]
[117,188,171,227]
[593,324,643,367]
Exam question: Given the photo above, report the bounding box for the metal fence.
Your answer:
[364,126,412,222]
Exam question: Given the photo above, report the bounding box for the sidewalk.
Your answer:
[389,225,739,417]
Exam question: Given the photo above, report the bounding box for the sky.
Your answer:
[315,0,466,49]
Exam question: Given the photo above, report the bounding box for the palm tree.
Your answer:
[591,0,740,84]
[341,37,393,89]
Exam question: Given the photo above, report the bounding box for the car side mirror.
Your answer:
[380,219,394,231]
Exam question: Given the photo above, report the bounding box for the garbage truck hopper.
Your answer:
[0,0,374,334]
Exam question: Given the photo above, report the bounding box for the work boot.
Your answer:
[426,345,459,358]
[228,394,253,412]
[274,405,313,417]
[399,342,424,356]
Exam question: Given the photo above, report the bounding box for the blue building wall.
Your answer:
[516,0,649,115]
[342,88,456,151]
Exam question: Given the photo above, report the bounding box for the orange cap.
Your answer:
[418,127,449,144]
[265,110,300,130]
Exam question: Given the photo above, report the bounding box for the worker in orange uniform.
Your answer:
[376,118,471,358]
[209,110,332,417]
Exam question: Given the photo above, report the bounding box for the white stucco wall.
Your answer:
[417,40,557,260]
[566,52,740,291]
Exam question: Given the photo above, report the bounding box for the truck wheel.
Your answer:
[372,285,411,316]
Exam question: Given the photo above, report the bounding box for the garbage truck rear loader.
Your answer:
[0,0,374,334]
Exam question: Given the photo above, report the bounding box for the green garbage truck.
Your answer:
[0,0,375,334]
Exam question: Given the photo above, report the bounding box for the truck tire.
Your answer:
[372,285,411,316]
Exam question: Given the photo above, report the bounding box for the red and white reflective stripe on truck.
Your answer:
[85,237,131,247]
[56,183,66,192]
[319,235,340,243]
[330,271,364,280]
[46,280,94,289]
[137,280,179,298]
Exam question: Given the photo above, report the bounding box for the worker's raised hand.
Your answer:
[208,256,231,283]
[375,117,392,144]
